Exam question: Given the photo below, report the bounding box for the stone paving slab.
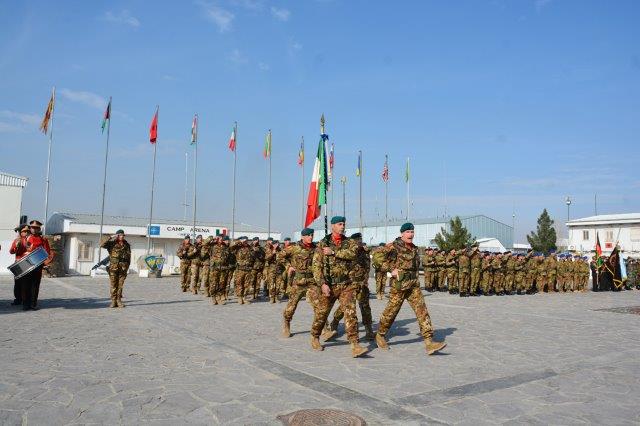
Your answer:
[1,275,640,425]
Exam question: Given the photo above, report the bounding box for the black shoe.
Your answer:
[31,306,40,311]
[22,306,30,311]
[11,300,21,306]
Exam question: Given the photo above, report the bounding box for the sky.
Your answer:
[1,0,639,241]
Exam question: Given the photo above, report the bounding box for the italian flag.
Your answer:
[304,136,329,227]
[228,125,236,152]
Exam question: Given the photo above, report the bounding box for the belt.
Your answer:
[398,271,417,281]
[295,271,313,278]
[329,277,350,286]
[236,266,252,271]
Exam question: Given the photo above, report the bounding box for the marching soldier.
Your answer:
[536,253,548,293]
[309,216,368,358]
[199,236,213,297]
[491,252,504,295]
[545,252,557,292]
[324,233,375,341]
[265,238,280,303]
[480,252,492,295]
[375,223,446,355]
[250,237,266,300]
[187,235,203,294]
[372,243,388,298]
[469,247,482,295]
[209,236,231,305]
[100,229,131,308]
[422,247,437,292]
[458,248,471,297]
[514,254,526,294]
[445,249,458,294]
[231,236,254,304]
[278,238,293,297]
[504,252,515,294]
[280,228,317,337]
[435,249,447,291]
[176,236,192,292]
[525,251,538,293]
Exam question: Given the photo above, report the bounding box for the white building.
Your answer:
[46,212,281,276]
[0,172,28,275]
[567,213,640,256]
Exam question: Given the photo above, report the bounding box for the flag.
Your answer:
[149,108,158,144]
[39,88,55,134]
[297,140,304,166]
[190,114,198,145]
[382,155,389,182]
[228,125,236,152]
[101,98,111,134]
[263,130,272,158]
[595,232,603,267]
[329,143,334,170]
[356,151,361,177]
[405,157,410,182]
[305,136,329,227]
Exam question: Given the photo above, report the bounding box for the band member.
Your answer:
[9,225,29,306]
[23,220,53,311]
[100,229,132,308]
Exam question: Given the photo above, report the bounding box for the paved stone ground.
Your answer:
[1,275,640,425]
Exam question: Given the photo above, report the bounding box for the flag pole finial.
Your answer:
[320,114,325,135]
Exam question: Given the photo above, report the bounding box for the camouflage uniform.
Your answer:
[504,253,515,293]
[545,254,557,292]
[100,236,131,307]
[372,246,388,297]
[276,244,290,297]
[231,241,254,303]
[309,234,360,344]
[470,249,482,294]
[422,249,437,292]
[514,255,526,293]
[445,251,459,293]
[280,241,317,323]
[226,251,236,297]
[480,254,492,294]
[265,244,281,302]
[377,238,434,340]
[525,253,538,293]
[251,243,266,299]
[176,242,192,292]
[458,250,471,296]
[209,240,231,304]
[199,237,213,296]
[187,242,202,294]
[536,256,547,293]
[435,251,447,291]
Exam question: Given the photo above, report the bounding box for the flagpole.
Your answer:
[301,136,305,228]
[192,114,198,240]
[147,105,158,254]
[183,151,188,221]
[406,157,410,220]
[359,150,363,233]
[43,86,55,235]
[98,96,112,260]
[385,154,388,242]
[267,129,272,239]
[231,122,237,239]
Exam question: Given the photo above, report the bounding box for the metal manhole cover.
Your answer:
[595,306,640,315]
[277,409,367,425]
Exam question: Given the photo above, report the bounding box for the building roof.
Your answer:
[361,215,511,229]
[51,212,274,233]
[567,213,640,227]
[0,171,28,188]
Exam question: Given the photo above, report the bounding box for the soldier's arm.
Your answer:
[312,248,325,286]
[100,235,114,250]
[333,239,357,261]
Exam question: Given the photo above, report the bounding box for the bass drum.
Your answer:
[7,247,48,279]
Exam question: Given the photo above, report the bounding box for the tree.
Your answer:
[527,209,557,254]
[434,216,475,251]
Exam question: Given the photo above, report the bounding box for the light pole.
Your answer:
[565,196,572,222]
[340,176,347,218]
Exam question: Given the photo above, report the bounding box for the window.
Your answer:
[78,240,93,261]
[582,230,589,241]
[631,228,640,242]
[605,230,614,241]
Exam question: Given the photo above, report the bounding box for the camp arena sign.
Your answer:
[147,224,228,239]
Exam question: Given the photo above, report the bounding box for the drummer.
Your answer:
[8,225,29,306]
[23,220,53,311]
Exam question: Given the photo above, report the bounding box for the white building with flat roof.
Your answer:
[46,212,281,276]
[0,172,28,275]
[567,213,640,256]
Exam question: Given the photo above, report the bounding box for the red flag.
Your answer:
[149,108,158,144]
[229,125,236,152]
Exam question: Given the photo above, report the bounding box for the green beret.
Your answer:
[301,228,314,236]
[284,237,291,241]
[252,237,259,241]
[378,243,385,247]
[116,229,125,235]
[400,222,414,233]
[267,237,273,241]
[238,236,247,240]
[350,232,362,239]
[331,215,346,224]
[222,235,230,241]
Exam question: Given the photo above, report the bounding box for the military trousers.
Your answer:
[423,269,437,291]
[209,268,228,300]
[525,273,537,293]
[458,271,470,294]
[179,261,191,291]
[375,269,387,295]
[234,269,252,299]
[199,262,210,296]
[265,266,279,300]
[437,270,447,290]
[283,280,314,323]
[470,269,481,293]
[250,269,263,298]
[480,272,492,294]
[536,274,547,292]
[190,262,201,293]
[108,268,127,302]
[226,269,234,296]
[377,283,433,340]
[446,269,458,292]
[310,282,359,343]
[504,273,515,293]
[330,282,372,328]
[515,272,525,292]
[547,275,556,292]
[493,273,504,293]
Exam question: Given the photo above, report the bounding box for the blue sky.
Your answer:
[1,0,639,241]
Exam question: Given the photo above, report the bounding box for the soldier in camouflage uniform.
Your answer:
[525,251,538,293]
[209,236,231,305]
[375,223,446,355]
[435,249,447,291]
[534,253,547,293]
[280,228,317,337]
[422,247,437,292]
[372,243,388,298]
[231,237,254,304]
[225,239,235,299]
[545,252,557,292]
[458,248,471,297]
[187,235,203,294]
[264,239,280,303]
[556,255,566,292]
[469,247,482,295]
[445,249,459,293]
[176,236,192,292]
[199,236,214,297]
[250,237,265,300]
[491,252,504,295]
[100,230,131,308]
[309,216,367,358]
[324,233,375,341]
[480,252,493,295]
[277,238,293,298]
[503,252,515,294]
[514,254,526,294]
